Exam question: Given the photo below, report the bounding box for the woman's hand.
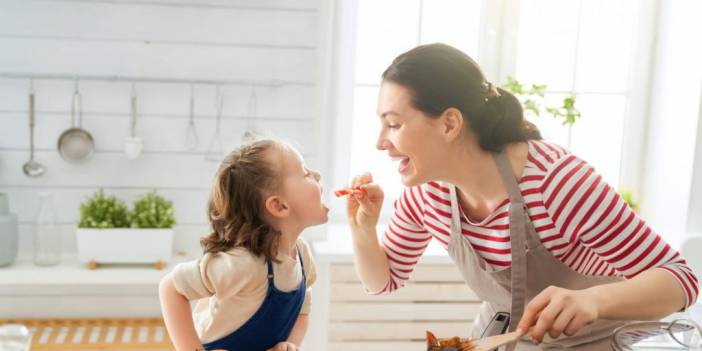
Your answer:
[267,341,302,351]
[517,286,600,344]
[346,172,384,234]
[343,172,392,293]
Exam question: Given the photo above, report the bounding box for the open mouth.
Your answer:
[391,155,411,174]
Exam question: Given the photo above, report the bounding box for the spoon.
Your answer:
[124,83,143,160]
[23,81,45,177]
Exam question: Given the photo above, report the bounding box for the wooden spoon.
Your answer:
[471,330,524,350]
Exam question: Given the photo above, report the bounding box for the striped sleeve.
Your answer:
[375,186,432,294]
[540,154,699,308]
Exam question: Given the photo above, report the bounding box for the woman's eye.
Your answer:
[387,123,399,129]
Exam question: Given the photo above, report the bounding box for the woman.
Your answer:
[345,43,698,350]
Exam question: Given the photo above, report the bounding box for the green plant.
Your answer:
[501,75,581,126]
[620,189,639,212]
[79,189,131,228]
[131,190,176,228]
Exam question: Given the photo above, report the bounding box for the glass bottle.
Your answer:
[0,324,32,351]
[0,193,19,266]
[34,192,60,266]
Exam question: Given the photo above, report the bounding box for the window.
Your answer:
[348,0,483,219]
[513,0,640,186]
[334,0,650,221]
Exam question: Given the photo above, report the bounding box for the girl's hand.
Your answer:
[516,286,600,344]
[345,172,384,234]
[267,341,302,351]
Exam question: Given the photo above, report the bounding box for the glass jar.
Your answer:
[0,324,32,351]
[34,192,60,266]
[0,193,19,266]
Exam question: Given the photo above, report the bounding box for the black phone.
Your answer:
[480,312,511,338]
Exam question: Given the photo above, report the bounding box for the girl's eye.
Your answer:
[387,123,400,129]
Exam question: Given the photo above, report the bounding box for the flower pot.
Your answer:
[76,228,174,269]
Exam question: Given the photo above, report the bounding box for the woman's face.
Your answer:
[375,81,451,187]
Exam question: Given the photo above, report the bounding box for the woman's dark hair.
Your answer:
[200,139,284,262]
[382,43,541,152]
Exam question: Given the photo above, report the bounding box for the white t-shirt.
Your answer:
[171,237,316,343]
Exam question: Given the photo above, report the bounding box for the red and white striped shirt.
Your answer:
[379,140,699,307]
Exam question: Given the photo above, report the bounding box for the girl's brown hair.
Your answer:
[200,139,284,261]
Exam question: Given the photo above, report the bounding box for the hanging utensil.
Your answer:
[23,80,46,177]
[124,83,143,159]
[57,79,95,162]
[242,84,258,143]
[204,86,224,162]
[184,84,199,151]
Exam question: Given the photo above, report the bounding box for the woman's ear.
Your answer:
[441,107,464,142]
[265,195,290,219]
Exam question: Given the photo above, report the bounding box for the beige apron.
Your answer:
[446,151,627,350]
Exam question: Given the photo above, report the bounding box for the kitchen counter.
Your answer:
[0,227,328,319]
[0,254,188,318]
[0,255,180,287]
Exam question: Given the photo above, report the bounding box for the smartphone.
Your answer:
[480,312,511,338]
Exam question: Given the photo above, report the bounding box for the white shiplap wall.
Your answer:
[0,0,329,258]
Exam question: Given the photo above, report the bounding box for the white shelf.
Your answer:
[0,255,192,318]
[0,255,189,293]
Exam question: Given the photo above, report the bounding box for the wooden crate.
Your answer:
[329,263,481,351]
[0,318,173,350]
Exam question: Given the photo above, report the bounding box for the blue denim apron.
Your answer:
[203,247,306,351]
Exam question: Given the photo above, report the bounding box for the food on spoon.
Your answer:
[334,187,367,197]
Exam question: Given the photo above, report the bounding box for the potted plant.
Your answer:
[620,189,639,213]
[503,77,641,213]
[501,75,581,148]
[76,189,175,270]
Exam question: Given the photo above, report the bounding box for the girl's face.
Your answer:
[376,81,452,187]
[277,146,329,227]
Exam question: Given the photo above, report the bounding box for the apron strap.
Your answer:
[266,258,274,281]
[268,245,305,285]
[493,151,528,335]
[493,152,542,250]
[297,243,306,280]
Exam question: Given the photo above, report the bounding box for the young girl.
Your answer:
[159,139,326,351]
